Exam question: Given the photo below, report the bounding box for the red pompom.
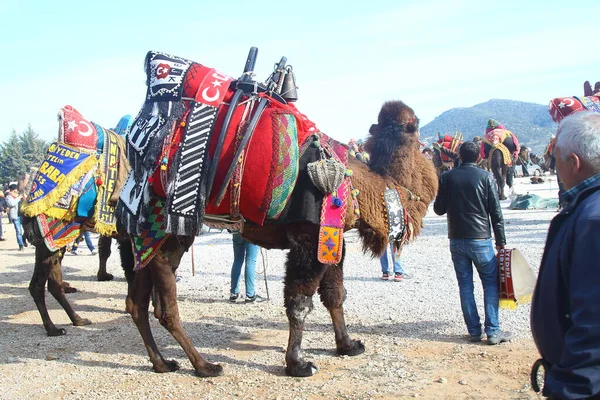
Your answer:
[96,178,103,186]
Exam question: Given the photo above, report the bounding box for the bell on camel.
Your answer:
[281,66,298,102]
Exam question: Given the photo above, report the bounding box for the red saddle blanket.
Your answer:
[140,53,316,227]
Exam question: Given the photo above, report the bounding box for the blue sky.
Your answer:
[1,0,597,143]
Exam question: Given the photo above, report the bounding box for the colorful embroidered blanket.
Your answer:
[22,106,130,239]
[317,134,350,264]
[132,197,170,271]
[21,142,97,218]
[548,95,600,123]
[36,214,84,252]
[433,133,462,163]
[119,50,317,240]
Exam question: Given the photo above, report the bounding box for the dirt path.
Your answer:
[0,212,543,399]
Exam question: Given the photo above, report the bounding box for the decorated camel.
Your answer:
[21,106,134,336]
[431,132,462,176]
[546,80,600,172]
[515,145,531,176]
[479,119,519,200]
[117,49,437,378]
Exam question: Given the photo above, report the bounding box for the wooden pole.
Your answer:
[191,240,196,276]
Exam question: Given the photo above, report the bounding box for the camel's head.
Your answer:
[365,101,421,177]
[368,101,420,148]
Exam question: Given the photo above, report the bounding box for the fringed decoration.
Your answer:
[21,154,98,218]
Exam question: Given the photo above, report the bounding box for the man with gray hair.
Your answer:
[531,111,600,399]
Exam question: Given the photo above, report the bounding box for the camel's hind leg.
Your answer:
[126,265,180,373]
[283,225,329,377]
[318,243,365,357]
[97,235,114,281]
[149,253,223,377]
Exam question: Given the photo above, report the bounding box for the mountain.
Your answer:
[420,99,557,155]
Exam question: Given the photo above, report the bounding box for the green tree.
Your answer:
[20,124,49,171]
[0,130,27,184]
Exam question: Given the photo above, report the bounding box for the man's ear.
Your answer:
[570,153,582,172]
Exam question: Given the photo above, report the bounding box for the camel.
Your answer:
[515,145,531,177]
[119,50,437,378]
[21,106,133,336]
[480,119,518,200]
[431,132,462,176]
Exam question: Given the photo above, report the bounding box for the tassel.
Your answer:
[332,197,343,207]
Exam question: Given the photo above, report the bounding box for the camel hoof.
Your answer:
[153,359,180,373]
[285,361,318,377]
[97,273,114,282]
[47,327,67,337]
[337,339,366,357]
[63,286,78,294]
[195,362,224,377]
[73,318,92,326]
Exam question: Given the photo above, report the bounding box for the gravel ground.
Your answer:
[0,177,553,399]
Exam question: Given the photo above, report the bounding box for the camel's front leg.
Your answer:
[97,235,114,281]
[150,254,223,377]
[283,226,328,377]
[47,253,91,328]
[29,246,65,336]
[318,243,365,356]
[127,265,179,373]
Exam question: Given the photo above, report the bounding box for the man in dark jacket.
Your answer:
[531,111,600,399]
[434,141,514,344]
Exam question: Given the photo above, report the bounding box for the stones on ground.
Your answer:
[45,353,58,361]
[458,379,467,385]
[437,377,447,383]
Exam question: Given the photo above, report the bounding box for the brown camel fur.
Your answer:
[125,100,438,378]
[23,218,134,336]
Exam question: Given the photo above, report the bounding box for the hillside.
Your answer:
[420,99,557,155]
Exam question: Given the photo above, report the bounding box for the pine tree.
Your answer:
[20,124,49,171]
[0,130,27,185]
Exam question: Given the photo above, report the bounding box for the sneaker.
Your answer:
[91,250,98,255]
[18,245,24,251]
[381,273,390,280]
[0,237,6,241]
[245,294,265,303]
[393,273,404,282]
[488,331,515,345]
[229,293,239,303]
[71,250,78,255]
[470,334,483,343]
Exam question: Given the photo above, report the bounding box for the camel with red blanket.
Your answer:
[118,49,437,378]
[480,118,519,200]
[431,132,462,176]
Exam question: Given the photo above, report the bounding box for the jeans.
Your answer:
[0,213,4,238]
[380,243,404,274]
[73,231,96,252]
[450,238,499,337]
[230,232,260,297]
[12,217,24,247]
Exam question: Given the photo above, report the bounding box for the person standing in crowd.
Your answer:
[0,189,6,241]
[70,231,97,255]
[5,183,26,250]
[229,231,264,303]
[380,243,410,281]
[531,111,600,399]
[433,142,514,345]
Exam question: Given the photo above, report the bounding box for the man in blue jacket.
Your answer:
[531,111,600,399]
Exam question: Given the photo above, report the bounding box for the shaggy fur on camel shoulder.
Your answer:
[355,100,438,257]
